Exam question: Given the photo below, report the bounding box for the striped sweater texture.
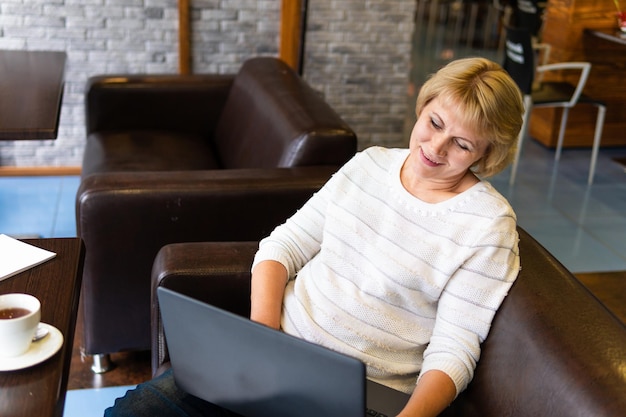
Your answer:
[253,146,520,396]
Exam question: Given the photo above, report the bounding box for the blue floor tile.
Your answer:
[0,176,78,238]
[489,138,626,273]
[52,176,80,237]
[64,385,135,417]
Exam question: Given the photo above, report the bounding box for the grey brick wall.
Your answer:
[0,0,415,167]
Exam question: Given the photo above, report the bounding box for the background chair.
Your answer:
[513,0,546,40]
[76,57,357,372]
[503,26,606,185]
[512,0,551,83]
[150,228,626,416]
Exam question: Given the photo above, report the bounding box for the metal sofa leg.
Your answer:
[91,353,115,374]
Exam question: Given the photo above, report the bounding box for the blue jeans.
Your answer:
[104,369,242,417]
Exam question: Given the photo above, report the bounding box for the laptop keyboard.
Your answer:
[366,409,388,417]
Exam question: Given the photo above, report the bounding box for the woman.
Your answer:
[106,57,524,417]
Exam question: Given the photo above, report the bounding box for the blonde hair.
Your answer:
[416,57,524,177]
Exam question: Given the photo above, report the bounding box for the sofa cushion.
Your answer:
[82,130,220,177]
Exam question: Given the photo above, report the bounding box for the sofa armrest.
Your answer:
[76,166,336,355]
[76,166,335,244]
[151,241,257,376]
[85,74,235,136]
[441,227,626,417]
[148,227,626,416]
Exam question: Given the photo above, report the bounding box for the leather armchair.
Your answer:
[76,57,357,371]
[151,228,626,417]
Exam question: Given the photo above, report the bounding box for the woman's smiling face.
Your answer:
[406,96,490,185]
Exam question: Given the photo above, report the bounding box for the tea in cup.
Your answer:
[0,293,41,357]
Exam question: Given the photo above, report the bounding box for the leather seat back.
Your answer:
[214,57,356,169]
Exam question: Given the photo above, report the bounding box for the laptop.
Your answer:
[158,287,411,417]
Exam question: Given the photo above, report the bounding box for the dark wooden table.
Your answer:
[0,50,67,140]
[0,238,84,417]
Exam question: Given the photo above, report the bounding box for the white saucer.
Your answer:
[0,323,63,371]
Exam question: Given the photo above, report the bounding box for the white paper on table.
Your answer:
[0,234,57,281]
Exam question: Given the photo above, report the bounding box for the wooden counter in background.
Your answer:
[530,0,626,148]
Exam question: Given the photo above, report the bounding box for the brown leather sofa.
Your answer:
[76,57,357,371]
[151,227,626,417]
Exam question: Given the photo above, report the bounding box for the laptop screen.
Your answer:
[158,287,409,417]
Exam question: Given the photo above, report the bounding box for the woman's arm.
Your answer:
[250,260,288,329]
[397,370,456,417]
[249,171,338,328]
[410,218,519,413]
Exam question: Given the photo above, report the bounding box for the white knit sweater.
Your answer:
[252,146,520,396]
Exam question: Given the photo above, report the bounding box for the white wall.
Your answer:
[0,0,415,167]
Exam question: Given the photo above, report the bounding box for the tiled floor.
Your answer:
[490,139,626,273]
[0,175,79,239]
[64,385,134,417]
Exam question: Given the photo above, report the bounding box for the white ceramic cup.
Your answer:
[0,293,41,357]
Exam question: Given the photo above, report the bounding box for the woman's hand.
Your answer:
[396,370,456,417]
